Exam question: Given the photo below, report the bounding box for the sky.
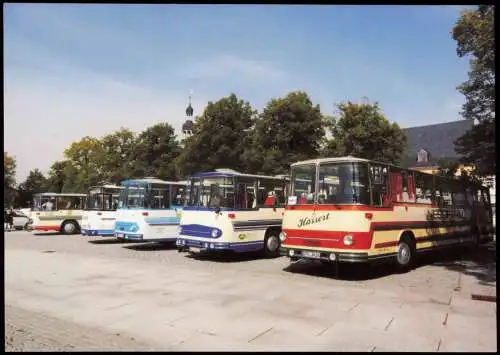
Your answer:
[4,4,474,183]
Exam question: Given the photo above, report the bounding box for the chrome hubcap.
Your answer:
[398,243,411,265]
[64,223,75,234]
[267,235,279,252]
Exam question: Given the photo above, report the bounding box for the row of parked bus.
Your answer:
[28,156,494,271]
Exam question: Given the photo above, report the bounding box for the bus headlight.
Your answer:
[177,226,183,234]
[279,231,287,241]
[343,235,354,246]
[211,229,220,238]
[129,225,138,232]
[288,249,294,257]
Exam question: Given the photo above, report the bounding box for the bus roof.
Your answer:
[291,156,371,167]
[89,184,123,190]
[191,168,289,181]
[120,178,186,186]
[291,156,488,188]
[33,192,87,197]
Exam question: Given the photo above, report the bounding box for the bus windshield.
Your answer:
[187,177,235,209]
[317,162,370,204]
[119,184,146,208]
[290,162,370,205]
[290,165,316,205]
[86,187,121,211]
[119,183,174,209]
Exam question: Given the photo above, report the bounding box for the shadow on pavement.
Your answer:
[184,250,282,263]
[123,242,177,251]
[88,239,130,245]
[427,242,496,286]
[282,242,497,282]
[32,232,61,236]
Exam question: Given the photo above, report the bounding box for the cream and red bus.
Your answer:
[30,192,87,234]
[279,156,494,270]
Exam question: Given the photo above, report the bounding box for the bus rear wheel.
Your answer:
[62,221,78,235]
[395,236,415,271]
[264,232,280,257]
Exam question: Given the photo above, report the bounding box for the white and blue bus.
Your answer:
[114,178,186,242]
[176,169,288,256]
[81,184,123,237]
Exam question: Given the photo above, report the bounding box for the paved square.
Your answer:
[4,231,497,351]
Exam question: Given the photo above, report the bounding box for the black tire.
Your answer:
[61,221,78,235]
[263,231,281,257]
[395,236,415,271]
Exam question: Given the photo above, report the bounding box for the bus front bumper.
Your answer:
[114,232,177,243]
[176,238,263,253]
[279,247,394,264]
[82,229,115,237]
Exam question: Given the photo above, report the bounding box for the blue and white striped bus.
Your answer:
[114,178,187,242]
[176,169,289,256]
[81,184,123,236]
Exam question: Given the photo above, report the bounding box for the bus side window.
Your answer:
[369,164,389,207]
[389,169,403,203]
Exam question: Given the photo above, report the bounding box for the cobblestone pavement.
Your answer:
[4,231,497,352]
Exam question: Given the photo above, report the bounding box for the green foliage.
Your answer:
[178,93,256,176]
[452,5,495,175]
[63,136,105,191]
[14,169,48,207]
[322,100,407,164]
[31,92,418,191]
[243,91,325,175]
[100,128,137,183]
[131,123,181,180]
[4,152,17,207]
[46,160,72,193]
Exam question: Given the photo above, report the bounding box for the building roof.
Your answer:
[403,120,473,161]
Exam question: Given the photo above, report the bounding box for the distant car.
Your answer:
[11,210,32,230]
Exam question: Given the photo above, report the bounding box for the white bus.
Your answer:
[81,184,123,237]
[176,169,289,257]
[114,178,187,242]
[30,192,87,234]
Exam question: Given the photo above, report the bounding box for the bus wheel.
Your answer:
[62,221,78,235]
[264,232,280,257]
[395,236,415,271]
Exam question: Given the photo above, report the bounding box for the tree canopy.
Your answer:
[4,152,17,207]
[452,5,495,175]
[243,91,325,175]
[322,100,407,165]
[178,93,256,176]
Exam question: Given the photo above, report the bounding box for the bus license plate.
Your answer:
[303,251,321,259]
[189,247,201,253]
[116,233,124,238]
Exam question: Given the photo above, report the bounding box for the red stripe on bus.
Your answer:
[374,241,399,248]
[282,229,373,249]
[286,203,437,211]
[33,226,61,232]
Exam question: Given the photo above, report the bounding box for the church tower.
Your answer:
[182,90,194,140]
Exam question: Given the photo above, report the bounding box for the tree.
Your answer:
[178,93,256,176]
[100,128,137,183]
[63,136,105,192]
[131,123,181,180]
[4,152,17,207]
[46,160,72,193]
[452,5,495,175]
[323,100,407,164]
[243,91,325,175]
[15,169,48,207]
